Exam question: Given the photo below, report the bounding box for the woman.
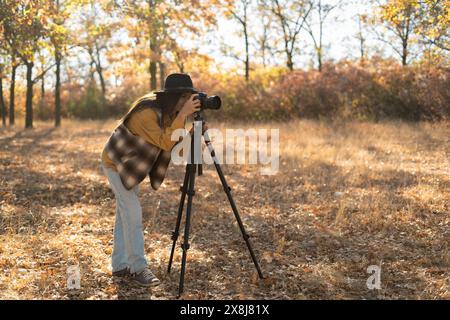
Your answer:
[101,73,205,287]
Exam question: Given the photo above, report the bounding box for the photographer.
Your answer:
[100,73,207,287]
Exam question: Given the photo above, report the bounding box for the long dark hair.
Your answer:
[119,91,184,129]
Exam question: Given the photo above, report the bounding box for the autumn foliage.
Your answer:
[1,1,449,126]
[8,57,445,123]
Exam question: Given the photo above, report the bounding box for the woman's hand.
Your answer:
[179,93,201,117]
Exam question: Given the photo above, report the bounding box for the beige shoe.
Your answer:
[131,268,161,287]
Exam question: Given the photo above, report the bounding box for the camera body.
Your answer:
[194,92,221,111]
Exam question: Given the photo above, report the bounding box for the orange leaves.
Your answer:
[0,118,449,299]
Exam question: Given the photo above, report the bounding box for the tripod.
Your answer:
[167,112,264,296]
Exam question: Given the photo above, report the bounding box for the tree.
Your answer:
[371,0,421,66]
[8,56,18,126]
[355,13,369,64]
[171,46,190,73]
[47,0,81,127]
[416,0,449,51]
[304,0,341,72]
[116,0,181,90]
[224,0,252,81]
[76,0,116,106]
[0,1,21,126]
[119,0,161,90]
[263,0,313,71]
[1,0,50,128]
[115,0,218,91]
[254,0,281,68]
[0,57,6,127]
[0,23,7,127]
[36,48,47,120]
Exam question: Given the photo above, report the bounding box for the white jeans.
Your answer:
[102,163,148,274]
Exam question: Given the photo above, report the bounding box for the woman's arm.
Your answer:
[128,108,184,151]
[128,94,201,151]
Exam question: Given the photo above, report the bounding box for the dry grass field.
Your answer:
[0,118,449,299]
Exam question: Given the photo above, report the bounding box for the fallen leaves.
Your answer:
[0,119,449,299]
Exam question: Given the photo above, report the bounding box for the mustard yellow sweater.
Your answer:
[101,107,185,171]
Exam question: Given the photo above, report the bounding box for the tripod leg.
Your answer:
[178,162,197,296]
[167,163,190,273]
[204,137,264,279]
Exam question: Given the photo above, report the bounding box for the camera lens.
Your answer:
[205,96,221,110]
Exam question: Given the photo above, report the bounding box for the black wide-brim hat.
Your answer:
[154,73,199,94]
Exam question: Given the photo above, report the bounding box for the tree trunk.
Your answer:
[159,61,165,89]
[149,0,158,91]
[357,14,366,65]
[149,59,157,91]
[39,71,45,120]
[177,61,184,73]
[284,38,294,71]
[25,61,34,129]
[0,70,6,127]
[9,63,17,126]
[260,18,268,68]
[359,38,365,64]
[318,18,323,72]
[55,48,62,127]
[286,52,294,71]
[244,24,249,81]
[94,43,106,104]
[317,50,322,72]
[89,57,95,82]
[402,41,408,66]
[279,13,294,71]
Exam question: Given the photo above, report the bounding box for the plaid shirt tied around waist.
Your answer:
[104,122,172,190]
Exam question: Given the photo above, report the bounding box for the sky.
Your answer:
[189,0,375,72]
[10,1,383,90]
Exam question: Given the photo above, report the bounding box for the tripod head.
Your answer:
[193,110,204,122]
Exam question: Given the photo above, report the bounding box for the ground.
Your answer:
[0,118,449,299]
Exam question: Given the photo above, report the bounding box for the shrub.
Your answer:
[50,57,450,122]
